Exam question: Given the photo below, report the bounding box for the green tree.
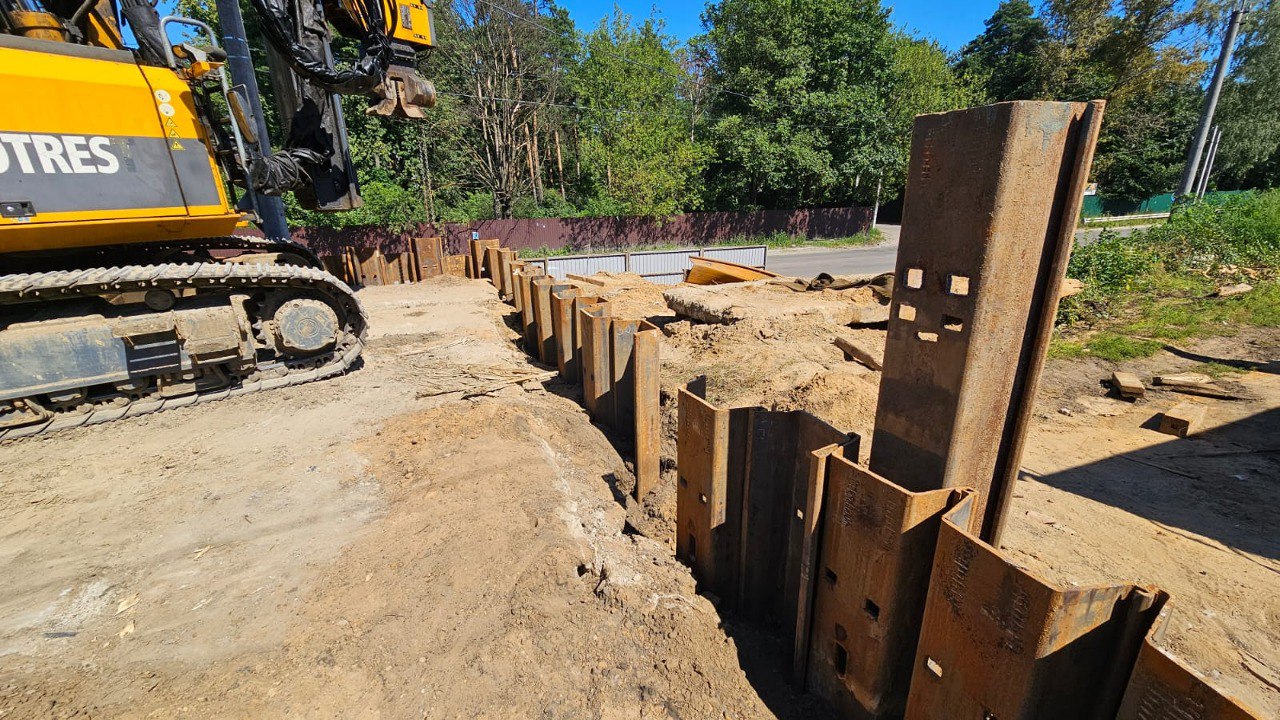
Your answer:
[700,0,900,209]
[1092,76,1203,201]
[570,12,706,217]
[955,0,1049,102]
[885,34,981,190]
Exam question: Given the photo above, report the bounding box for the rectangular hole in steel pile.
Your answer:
[824,567,838,585]
[698,493,708,504]
[863,598,880,621]
[925,657,943,678]
[947,274,971,296]
[983,712,998,720]
[834,643,849,677]
[679,476,688,487]
[898,303,917,321]
[917,331,939,343]
[905,267,924,289]
[942,315,964,332]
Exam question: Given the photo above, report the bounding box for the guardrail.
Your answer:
[522,245,769,285]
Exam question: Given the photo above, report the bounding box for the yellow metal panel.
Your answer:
[1,212,242,251]
[0,46,163,137]
[386,0,435,47]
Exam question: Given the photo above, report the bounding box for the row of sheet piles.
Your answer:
[496,249,661,501]
[674,386,1262,719]
[314,237,470,288]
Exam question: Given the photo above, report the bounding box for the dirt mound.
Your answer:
[664,280,889,325]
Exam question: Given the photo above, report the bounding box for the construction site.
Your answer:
[1,0,1279,717]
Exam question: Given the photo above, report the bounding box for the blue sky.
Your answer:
[556,0,1002,52]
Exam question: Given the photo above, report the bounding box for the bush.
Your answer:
[1141,191,1280,271]
[1060,189,1280,325]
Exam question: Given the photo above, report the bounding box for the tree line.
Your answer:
[186,0,1280,229]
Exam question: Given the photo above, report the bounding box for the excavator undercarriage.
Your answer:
[0,243,366,441]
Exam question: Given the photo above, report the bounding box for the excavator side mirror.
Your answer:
[227,88,259,146]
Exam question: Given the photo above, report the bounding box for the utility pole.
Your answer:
[1197,126,1223,198]
[1178,3,1249,197]
[215,0,290,240]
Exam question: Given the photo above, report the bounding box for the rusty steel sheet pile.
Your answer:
[492,249,661,502]
[668,100,1262,720]
[905,492,1163,719]
[1117,604,1264,720]
[870,100,1105,542]
[295,235,482,289]
[675,382,859,636]
[804,457,960,718]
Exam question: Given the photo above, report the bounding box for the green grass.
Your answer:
[1051,190,1280,364]
[516,228,883,259]
[1189,361,1246,379]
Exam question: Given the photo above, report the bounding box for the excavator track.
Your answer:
[0,261,367,442]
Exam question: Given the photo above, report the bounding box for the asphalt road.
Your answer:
[765,224,1149,278]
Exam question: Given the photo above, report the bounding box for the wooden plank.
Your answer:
[835,336,884,371]
[632,322,662,501]
[1111,371,1145,399]
[567,273,607,286]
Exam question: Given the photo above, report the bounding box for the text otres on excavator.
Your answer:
[0,0,435,439]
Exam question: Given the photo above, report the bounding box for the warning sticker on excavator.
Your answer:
[171,141,184,150]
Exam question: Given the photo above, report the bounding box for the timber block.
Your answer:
[1158,401,1207,437]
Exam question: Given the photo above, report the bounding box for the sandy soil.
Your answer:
[2,275,1277,717]
[0,279,824,719]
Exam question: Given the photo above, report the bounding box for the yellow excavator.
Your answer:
[0,0,436,439]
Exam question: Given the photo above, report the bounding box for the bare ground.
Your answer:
[1,277,1277,717]
[0,279,821,719]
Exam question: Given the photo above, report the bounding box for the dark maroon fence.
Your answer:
[278,206,873,256]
